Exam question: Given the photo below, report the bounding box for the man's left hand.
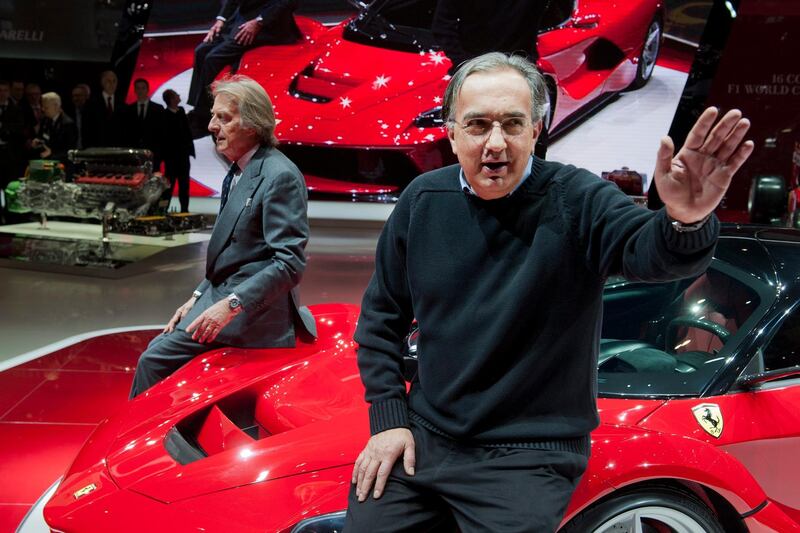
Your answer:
[235,19,262,46]
[186,298,238,343]
[654,107,754,224]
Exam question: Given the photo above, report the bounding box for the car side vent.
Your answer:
[165,427,207,465]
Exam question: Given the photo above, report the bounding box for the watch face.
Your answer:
[229,297,241,309]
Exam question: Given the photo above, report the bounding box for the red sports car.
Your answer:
[260,0,664,200]
[37,226,800,532]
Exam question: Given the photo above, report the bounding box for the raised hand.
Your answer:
[654,107,754,223]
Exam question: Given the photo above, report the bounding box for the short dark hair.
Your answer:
[162,88,179,106]
[133,78,150,89]
[443,52,547,125]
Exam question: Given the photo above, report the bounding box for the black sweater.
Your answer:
[355,159,719,447]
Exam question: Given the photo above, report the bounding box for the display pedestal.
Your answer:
[0,221,211,278]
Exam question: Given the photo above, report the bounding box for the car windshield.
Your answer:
[344,0,575,52]
[598,243,773,397]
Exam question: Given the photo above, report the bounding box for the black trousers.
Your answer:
[188,15,282,114]
[344,420,587,533]
[164,156,191,212]
[129,329,225,399]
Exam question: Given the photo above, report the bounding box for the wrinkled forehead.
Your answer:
[455,69,532,117]
[211,93,239,115]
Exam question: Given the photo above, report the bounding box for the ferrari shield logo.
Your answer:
[73,483,97,500]
[692,403,724,438]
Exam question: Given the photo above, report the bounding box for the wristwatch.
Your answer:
[669,214,710,233]
[192,290,202,299]
[227,294,243,314]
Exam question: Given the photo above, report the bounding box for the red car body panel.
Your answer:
[42,297,800,532]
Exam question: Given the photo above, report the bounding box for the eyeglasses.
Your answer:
[455,116,530,138]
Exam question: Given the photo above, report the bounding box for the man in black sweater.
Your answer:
[345,53,754,532]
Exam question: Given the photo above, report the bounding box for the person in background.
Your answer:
[69,83,97,149]
[0,80,25,205]
[161,89,195,212]
[33,92,77,165]
[20,82,43,142]
[123,78,164,168]
[9,80,25,105]
[91,70,123,146]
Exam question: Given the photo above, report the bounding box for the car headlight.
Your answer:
[290,511,346,533]
[413,106,445,128]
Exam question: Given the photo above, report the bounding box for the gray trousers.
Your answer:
[344,420,587,533]
[129,329,225,399]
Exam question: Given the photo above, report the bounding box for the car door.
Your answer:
[718,304,800,524]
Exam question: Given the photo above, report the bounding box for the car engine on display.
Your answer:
[9,149,206,236]
[26,227,800,532]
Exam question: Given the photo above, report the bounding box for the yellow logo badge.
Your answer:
[692,403,724,438]
[73,483,97,500]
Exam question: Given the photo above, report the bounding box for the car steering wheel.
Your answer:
[665,316,731,353]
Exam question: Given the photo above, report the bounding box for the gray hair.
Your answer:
[41,91,61,107]
[211,75,277,147]
[443,52,547,125]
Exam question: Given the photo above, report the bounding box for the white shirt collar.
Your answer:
[231,144,260,187]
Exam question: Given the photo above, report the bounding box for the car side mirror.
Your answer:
[571,13,601,29]
[738,366,800,390]
[402,324,419,382]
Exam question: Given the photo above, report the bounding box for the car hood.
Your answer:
[51,304,367,508]
[597,397,666,427]
[246,26,450,146]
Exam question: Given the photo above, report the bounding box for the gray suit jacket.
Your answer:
[179,145,316,347]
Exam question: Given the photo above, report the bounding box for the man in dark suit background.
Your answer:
[187,0,301,135]
[20,82,44,151]
[68,83,98,149]
[161,88,195,212]
[123,78,165,168]
[91,70,124,146]
[0,80,25,193]
[130,74,316,398]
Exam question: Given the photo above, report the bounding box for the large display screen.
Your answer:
[0,0,124,62]
[130,0,700,202]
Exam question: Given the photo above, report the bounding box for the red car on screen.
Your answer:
[225,0,665,200]
[37,227,800,532]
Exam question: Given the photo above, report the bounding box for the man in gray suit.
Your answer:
[130,74,315,398]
